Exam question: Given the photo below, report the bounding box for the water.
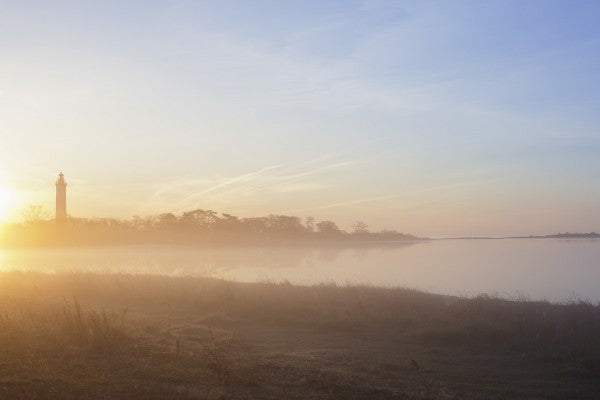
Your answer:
[1,239,599,302]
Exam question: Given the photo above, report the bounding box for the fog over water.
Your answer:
[1,239,598,303]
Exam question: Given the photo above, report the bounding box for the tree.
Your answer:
[156,213,178,230]
[130,215,144,231]
[265,215,304,234]
[241,217,267,233]
[352,221,368,234]
[22,205,49,224]
[215,213,241,231]
[179,209,220,231]
[305,216,315,232]
[316,220,341,234]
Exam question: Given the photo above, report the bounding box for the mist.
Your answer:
[1,1,600,398]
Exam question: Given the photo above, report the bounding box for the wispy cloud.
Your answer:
[275,182,328,193]
[135,158,361,214]
[170,164,283,210]
[285,181,487,214]
[288,193,404,213]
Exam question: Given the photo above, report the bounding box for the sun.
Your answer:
[0,185,15,221]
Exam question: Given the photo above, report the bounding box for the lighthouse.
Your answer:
[55,172,67,224]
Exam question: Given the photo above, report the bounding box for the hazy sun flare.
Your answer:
[0,185,15,221]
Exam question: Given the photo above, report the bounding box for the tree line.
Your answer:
[2,206,421,246]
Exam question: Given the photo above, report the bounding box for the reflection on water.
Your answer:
[1,239,599,302]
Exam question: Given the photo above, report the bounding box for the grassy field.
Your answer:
[0,271,599,399]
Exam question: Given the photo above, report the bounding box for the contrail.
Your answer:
[172,164,283,210]
[235,160,359,195]
[286,181,484,214]
[288,193,405,213]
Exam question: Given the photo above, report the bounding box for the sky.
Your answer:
[0,0,599,237]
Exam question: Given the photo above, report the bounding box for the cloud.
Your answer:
[134,158,361,214]
[286,181,487,214]
[275,182,328,193]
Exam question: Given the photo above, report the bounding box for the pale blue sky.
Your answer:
[0,0,599,236]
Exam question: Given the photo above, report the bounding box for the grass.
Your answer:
[0,271,599,399]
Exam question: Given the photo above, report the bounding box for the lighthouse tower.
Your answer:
[55,172,67,224]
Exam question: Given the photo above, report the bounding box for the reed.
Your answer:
[0,271,598,399]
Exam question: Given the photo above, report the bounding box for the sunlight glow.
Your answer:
[0,185,15,221]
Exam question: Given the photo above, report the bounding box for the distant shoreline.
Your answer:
[436,232,600,240]
[2,233,600,250]
[0,238,429,250]
[2,235,599,250]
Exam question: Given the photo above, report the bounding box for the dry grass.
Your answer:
[0,271,599,399]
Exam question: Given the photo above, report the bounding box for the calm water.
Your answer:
[1,239,599,302]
